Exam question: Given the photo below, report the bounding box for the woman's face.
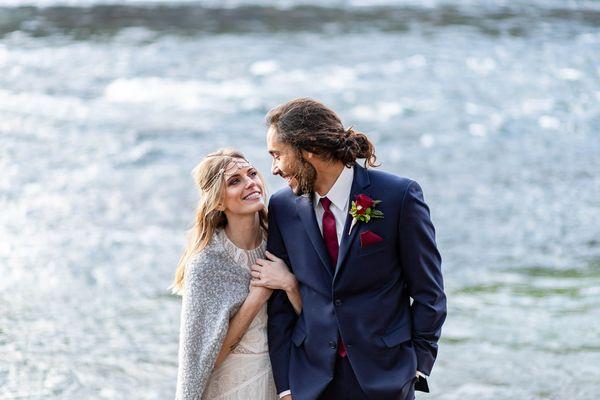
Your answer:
[221,159,265,216]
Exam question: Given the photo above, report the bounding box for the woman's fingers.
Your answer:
[251,270,261,279]
[250,278,267,287]
[251,264,262,273]
[265,251,280,261]
[255,258,269,267]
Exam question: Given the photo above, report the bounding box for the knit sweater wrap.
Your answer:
[175,235,251,400]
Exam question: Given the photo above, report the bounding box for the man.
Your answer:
[265,98,446,400]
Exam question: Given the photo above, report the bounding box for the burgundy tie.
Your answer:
[320,197,347,357]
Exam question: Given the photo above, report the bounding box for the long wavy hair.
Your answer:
[266,97,379,168]
[170,149,268,295]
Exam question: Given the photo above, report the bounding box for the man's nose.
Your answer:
[271,161,280,176]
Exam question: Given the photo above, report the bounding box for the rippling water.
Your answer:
[1,1,599,399]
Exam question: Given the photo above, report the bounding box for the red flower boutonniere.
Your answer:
[348,194,384,234]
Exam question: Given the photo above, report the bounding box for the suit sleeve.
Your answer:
[266,199,298,394]
[398,181,447,376]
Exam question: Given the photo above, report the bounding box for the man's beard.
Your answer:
[290,152,317,196]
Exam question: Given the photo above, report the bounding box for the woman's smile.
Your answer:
[242,190,262,202]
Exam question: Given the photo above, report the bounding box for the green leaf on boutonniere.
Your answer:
[348,194,384,234]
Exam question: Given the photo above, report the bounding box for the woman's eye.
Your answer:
[228,179,239,185]
[250,171,258,177]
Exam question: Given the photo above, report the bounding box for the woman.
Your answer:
[172,149,301,400]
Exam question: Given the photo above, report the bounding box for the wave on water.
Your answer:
[2,0,600,9]
[0,1,599,38]
[1,0,599,398]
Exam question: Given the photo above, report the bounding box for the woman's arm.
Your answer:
[282,280,302,315]
[214,285,273,367]
[176,255,233,400]
[251,251,302,315]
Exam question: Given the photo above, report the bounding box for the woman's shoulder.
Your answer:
[184,231,250,295]
[185,234,227,273]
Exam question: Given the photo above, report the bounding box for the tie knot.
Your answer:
[320,196,332,211]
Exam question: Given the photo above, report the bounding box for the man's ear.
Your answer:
[301,149,316,160]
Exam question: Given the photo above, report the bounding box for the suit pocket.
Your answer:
[291,325,306,347]
[358,240,389,257]
[380,324,412,348]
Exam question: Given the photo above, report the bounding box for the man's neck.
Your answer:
[314,162,346,197]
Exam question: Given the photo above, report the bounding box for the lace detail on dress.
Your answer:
[216,229,269,354]
[202,230,276,399]
[218,229,266,271]
[202,353,276,400]
[230,305,268,354]
[229,345,254,354]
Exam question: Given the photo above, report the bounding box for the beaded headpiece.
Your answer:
[201,156,253,190]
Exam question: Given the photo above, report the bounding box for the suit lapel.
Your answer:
[334,164,371,279]
[295,194,334,278]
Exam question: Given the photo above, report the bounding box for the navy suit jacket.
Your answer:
[267,164,447,400]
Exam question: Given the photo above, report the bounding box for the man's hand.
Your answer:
[281,396,292,400]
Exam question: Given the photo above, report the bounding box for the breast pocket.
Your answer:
[358,240,390,258]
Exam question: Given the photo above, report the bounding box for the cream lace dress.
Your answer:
[202,230,278,400]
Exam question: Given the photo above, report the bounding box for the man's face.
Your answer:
[267,125,317,196]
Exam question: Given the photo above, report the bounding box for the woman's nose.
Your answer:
[244,176,258,188]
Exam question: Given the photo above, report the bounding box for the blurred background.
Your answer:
[1,0,599,398]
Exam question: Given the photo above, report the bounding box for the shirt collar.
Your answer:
[314,165,354,211]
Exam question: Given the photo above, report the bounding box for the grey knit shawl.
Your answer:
[175,235,251,400]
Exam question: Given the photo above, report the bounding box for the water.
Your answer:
[1,1,599,398]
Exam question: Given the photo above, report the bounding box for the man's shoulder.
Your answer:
[269,186,296,207]
[366,167,416,191]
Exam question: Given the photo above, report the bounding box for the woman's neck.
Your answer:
[224,212,262,250]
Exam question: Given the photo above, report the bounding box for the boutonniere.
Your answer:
[348,194,384,234]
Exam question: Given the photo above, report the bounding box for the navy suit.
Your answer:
[267,164,447,400]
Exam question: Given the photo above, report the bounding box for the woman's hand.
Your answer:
[251,251,297,292]
[252,251,302,315]
[247,284,273,306]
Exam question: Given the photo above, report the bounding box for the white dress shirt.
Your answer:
[313,165,355,244]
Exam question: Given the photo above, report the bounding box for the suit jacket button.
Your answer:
[334,299,342,306]
[328,340,337,349]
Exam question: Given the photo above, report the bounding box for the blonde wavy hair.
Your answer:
[170,149,268,295]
